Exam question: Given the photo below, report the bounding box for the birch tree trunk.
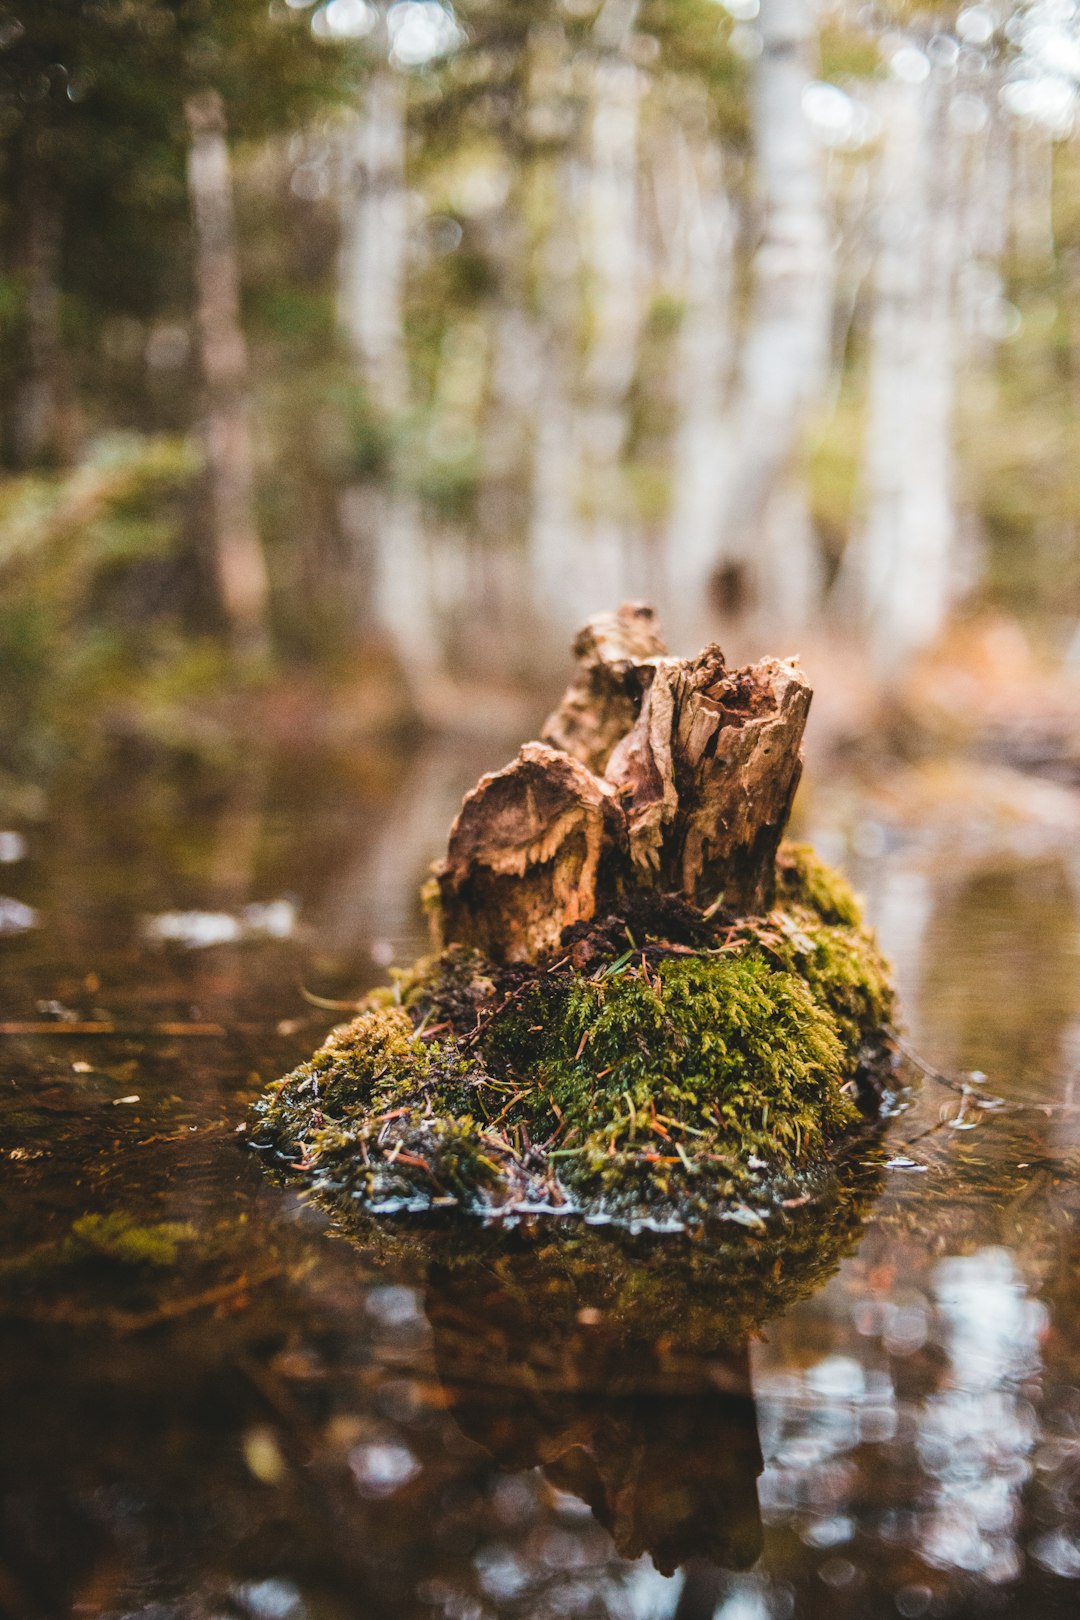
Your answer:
[338,67,409,413]
[854,71,963,668]
[336,52,447,695]
[574,0,644,627]
[338,480,440,689]
[581,49,642,420]
[526,6,645,649]
[185,90,270,658]
[706,0,832,629]
[528,154,586,639]
[664,135,735,642]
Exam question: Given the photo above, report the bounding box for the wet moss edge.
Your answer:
[251,843,895,1227]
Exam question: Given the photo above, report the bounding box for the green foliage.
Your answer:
[484,953,853,1207]
[0,434,210,773]
[0,0,350,461]
[254,844,894,1226]
[638,0,751,147]
[256,1004,509,1202]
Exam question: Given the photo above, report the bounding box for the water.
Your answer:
[3,741,1080,1620]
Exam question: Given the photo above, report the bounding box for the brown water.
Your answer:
[3,741,1080,1620]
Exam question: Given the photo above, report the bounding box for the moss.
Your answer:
[776,842,863,927]
[66,1213,198,1267]
[253,842,895,1228]
[772,844,893,1060]
[0,1213,198,1277]
[477,954,853,1212]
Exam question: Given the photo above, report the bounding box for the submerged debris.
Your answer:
[252,607,896,1227]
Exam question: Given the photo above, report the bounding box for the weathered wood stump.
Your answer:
[254,606,894,1228]
[432,603,812,962]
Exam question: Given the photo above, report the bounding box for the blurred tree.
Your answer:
[3,0,1079,770]
[0,0,343,644]
[185,87,268,655]
[691,0,830,637]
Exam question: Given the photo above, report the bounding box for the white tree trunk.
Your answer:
[706,0,833,630]
[579,43,645,622]
[528,156,586,639]
[582,52,643,416]
[663,135,735,641]
[855,72,963,669]
[338,68,409,413]
[336,55,449,694]
[185,89,270,658]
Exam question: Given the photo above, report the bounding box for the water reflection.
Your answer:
[756,1247,1046,1605]
[4,743,1080,1617]
[919,1249,1043,1584]
[425,1248,770,1580]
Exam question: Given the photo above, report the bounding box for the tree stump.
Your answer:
[431,604,812,961]
[431,742,625,964]
[254,604,892,1229]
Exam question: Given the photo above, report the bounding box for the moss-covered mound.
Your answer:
[252,845,894,1227]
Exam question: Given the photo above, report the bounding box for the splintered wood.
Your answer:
[431,604,812,962]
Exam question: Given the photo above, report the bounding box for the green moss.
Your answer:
[476,954,853,1212]
[66,1213,198,1267]
[776,842,863,927]
[254,843,895,1228]
[772,844,893,1059]
[0,1212,198,1277]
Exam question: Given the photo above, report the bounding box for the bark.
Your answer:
[528,154,585,636]
[433,741,626,963]
[581,47,642,415]
[576,11,644,627]
[663,136,735,642]
[605,649,811,911]
[541,601,667,773]
[185,90,270,658]
[344,476,446,686]
[528,3,645,647]
[335,54,446,695]
[432,607,812,961]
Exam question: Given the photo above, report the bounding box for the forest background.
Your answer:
[2,0,1080,799]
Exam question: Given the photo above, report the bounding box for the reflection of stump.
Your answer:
[432,603,812,963]
[424,1244,764,1575]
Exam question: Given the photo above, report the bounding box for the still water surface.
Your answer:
[3,739,1080,1620]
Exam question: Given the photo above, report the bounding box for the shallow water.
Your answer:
[3,741,1080,1620]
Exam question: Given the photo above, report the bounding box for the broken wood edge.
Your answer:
[430,610,813,963]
